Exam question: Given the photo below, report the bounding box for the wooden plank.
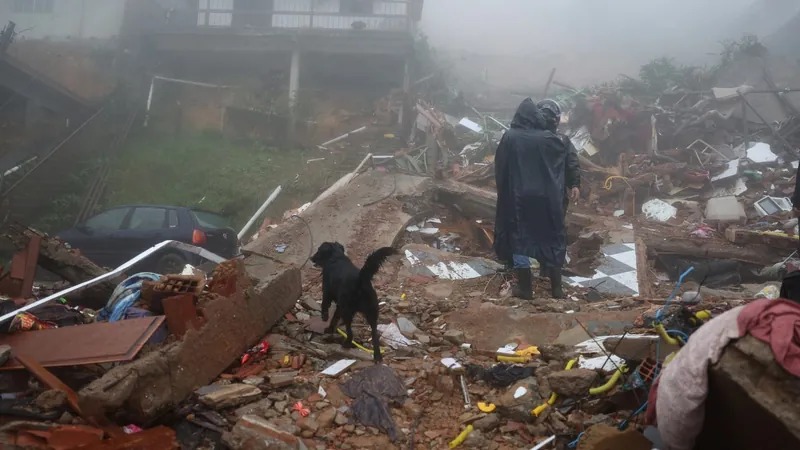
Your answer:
[0,317,165,370]
[14,352,84,416]
[635,237,655,299]
[645,236,779,266]
[724,227,799,250]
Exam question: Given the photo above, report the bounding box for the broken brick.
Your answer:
[269,371,298,388]
[162,294,203,338]
[223,415,298,449]
[199,384,262,409]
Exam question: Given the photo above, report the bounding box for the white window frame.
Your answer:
[197,0,234,27]
[12,0,54,14]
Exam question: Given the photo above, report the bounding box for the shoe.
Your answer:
[550,268,565,299]
[512,268,534,300]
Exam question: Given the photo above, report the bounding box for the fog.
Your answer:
[420,0,800,89]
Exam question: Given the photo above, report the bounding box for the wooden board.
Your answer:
[0,317,165,370]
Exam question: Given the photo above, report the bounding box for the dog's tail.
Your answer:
[359,247,397,284]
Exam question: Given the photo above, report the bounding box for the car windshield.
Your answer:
[192,210,231,229]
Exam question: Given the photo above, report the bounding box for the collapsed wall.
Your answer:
[79,261,301,423]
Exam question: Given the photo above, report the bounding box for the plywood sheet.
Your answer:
[0,317,165,370]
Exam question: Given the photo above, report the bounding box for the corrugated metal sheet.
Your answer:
[0,317,166,370]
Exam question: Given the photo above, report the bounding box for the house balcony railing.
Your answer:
[156,0,418,34]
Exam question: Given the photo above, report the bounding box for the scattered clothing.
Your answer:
[494,98,568,269]
[737,298,800,376]
[465,363,535,388]
[98,273,161,322]
[341,364,407,442]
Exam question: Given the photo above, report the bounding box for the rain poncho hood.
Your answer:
[494,98,568,267]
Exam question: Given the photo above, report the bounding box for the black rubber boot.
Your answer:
[512,268,534,300]
[550,268,565,299]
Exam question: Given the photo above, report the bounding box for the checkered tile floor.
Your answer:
[566,242,639,296]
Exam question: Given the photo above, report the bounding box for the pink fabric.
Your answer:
[737,298,800,377]
[655,306,744,450]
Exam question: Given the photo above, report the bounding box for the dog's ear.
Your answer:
[334,242,345,253]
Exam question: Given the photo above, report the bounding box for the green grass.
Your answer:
[106,132,330,228]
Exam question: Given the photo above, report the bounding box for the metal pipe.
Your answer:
[318,126,367,149]
[531,435,557,450]
[0,240,226,326]
[238,185,282,240]
[487,115,509,130]
[145,76,235,127]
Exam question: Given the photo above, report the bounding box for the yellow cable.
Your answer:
[335,328,387,354]
[449,425,473,448]
[588,366,627,395]
[532,359,577,417]
[603,176,630,190]
[654,323,682,346]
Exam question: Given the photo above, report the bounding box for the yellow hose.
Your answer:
[532,359,577,417]
[654,323,682,346]
[449,425,473,448]
[336,328,387,354]
[588,366,626,395]
[497,355,530,363]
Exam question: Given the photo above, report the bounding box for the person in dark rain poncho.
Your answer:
[494,98,569,300]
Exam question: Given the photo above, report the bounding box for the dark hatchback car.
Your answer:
[58,205,239,273]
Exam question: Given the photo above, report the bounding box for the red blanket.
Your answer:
[737,298,800,377]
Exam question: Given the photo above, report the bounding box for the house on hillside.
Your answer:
[0,0,127,40]
[124,0,425,137]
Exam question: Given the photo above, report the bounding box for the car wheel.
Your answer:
[155,253,187,275]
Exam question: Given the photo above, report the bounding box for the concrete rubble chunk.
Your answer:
[396,316,419,338]
[270,371,299,388]
[317,407,337,430]
[473,413,501,432]
[199,383,262,409]
[233,398,274,420]
[34,389,68,411]
[548,369,598,397]
[705,196,746,222]
[444,329,466,345]
[222,415,298,450]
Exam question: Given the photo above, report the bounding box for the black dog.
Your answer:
[311,242,396,362]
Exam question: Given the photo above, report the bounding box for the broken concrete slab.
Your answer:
[245,171,431,278]
[403,244,502,280]
[79,261,301,422]
[199,384,262,409]
[445,303,641,351]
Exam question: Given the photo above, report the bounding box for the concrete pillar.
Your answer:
[289,50,301,112]
[399,58,411,126]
